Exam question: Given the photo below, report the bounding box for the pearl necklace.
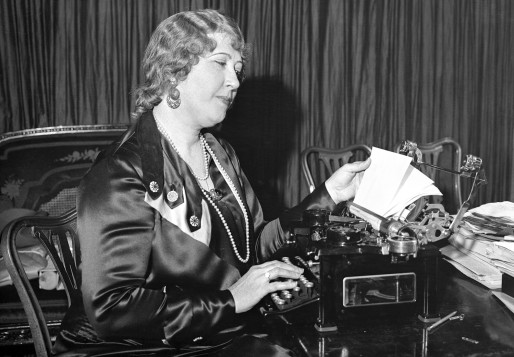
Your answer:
[155,119,209,181]
[155,119,250,263]
[200,135,250,263]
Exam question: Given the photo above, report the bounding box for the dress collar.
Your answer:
[136,111,251,236]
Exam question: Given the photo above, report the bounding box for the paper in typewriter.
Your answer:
[352,147,442,219]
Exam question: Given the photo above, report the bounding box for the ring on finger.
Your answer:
[264,271,271,281]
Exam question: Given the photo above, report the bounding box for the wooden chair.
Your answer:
[301,145,372,193]
[394,137,463,214]
[0,208,229,356]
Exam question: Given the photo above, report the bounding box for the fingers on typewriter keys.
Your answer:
[263,259,303,294]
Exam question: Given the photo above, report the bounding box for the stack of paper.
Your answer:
[440,244,502,289]
[441,201,514,290]
[461,201,514,239]
[351,147,442,220]
[450,233,514,271]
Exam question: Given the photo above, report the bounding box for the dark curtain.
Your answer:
[1,0,513,214]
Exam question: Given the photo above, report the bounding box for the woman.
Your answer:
[55,9,370,355]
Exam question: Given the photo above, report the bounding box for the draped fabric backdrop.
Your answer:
[1,0,513,217]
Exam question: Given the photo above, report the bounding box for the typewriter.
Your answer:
[260,141,486,332]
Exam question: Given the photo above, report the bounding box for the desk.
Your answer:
[265,261,514,356]
[1,260,513,356]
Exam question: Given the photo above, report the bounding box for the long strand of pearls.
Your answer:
[155,118,250,263]
[200,135,250,263]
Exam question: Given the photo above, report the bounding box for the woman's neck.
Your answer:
[152,101,201,157]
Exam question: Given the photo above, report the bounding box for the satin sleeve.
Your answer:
[218,139,337,263]
[249,182,337,262]
[77,146,237,345]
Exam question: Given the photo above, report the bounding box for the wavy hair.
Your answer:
[131,9,248,120]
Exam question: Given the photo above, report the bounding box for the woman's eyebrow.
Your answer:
[207,52,231,58]
[208,52,242,62]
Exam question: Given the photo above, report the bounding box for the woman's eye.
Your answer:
[215,61,227,67]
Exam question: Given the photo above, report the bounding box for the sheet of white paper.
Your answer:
[353,147,442,218]
[385,165,442,217]
[353,147,413,217]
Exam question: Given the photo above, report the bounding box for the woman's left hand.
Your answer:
[324,158,371,203]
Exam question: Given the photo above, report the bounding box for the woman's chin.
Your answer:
[208,113,228,127]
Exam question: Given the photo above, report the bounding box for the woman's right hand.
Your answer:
[228,260,304,313]
[325,158,371,204]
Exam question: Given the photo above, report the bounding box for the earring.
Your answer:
[166,77,181,109]
[166,87,181,109]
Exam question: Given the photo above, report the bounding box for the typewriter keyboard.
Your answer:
[259,256,319,316]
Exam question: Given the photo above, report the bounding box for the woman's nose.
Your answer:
[226,69,240,89]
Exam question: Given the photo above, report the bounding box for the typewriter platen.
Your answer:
[260,141,486,333]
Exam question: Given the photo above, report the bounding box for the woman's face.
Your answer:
[176,32,243,129]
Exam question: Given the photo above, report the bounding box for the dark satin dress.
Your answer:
[53,112,337,356]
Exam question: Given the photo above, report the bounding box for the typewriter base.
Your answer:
[315,243,441,332]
